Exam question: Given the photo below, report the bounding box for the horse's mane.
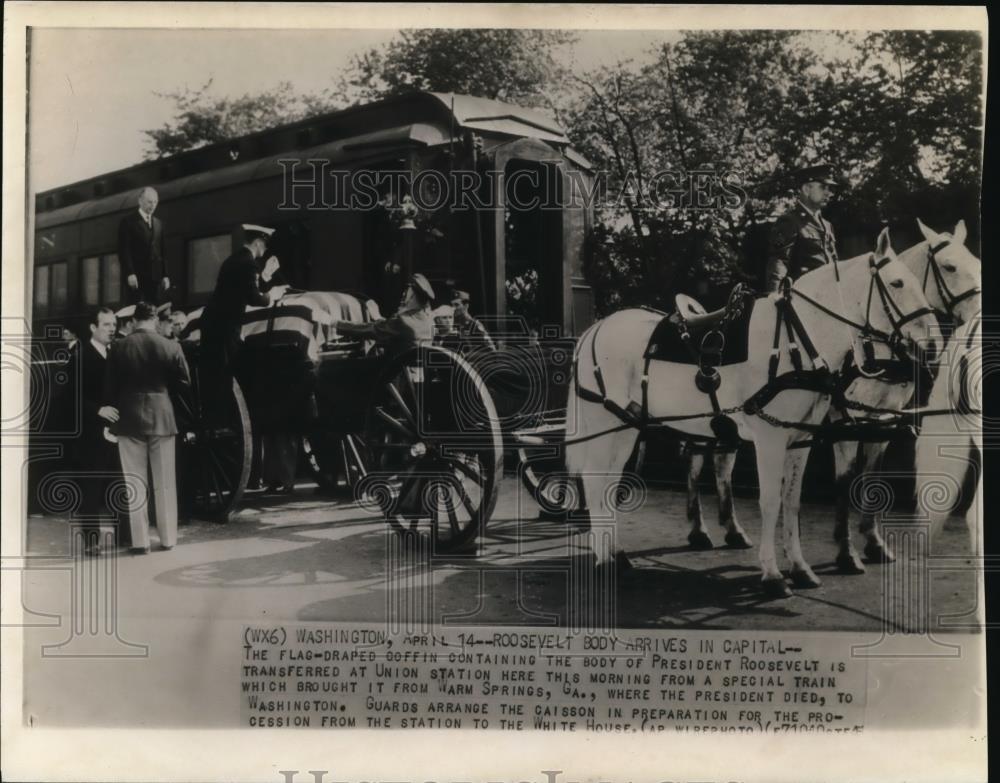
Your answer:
[793,250,874,291]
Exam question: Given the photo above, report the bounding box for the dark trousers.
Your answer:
[75,442,130,546]
[126,277,168,305]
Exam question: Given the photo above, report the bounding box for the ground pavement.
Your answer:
[19,480,979,726]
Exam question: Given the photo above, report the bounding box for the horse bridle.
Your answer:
[791,252,935,371]
[862,253,936,360]
[923,239,981,314]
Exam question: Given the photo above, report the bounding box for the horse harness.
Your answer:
[572,253,938,445]
[923,239,981,313]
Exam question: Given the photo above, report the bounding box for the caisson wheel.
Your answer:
[174,359,252,522]
[352,345,503,554]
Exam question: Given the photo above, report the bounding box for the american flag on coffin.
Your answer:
[178,291,382,361]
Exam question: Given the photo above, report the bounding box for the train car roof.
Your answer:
[35,91,585,226]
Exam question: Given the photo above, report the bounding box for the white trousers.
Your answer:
[117,434,177,549]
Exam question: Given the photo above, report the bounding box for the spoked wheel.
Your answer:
[302,430,343,492]
[174,359,252,522]
[352,345,503,554]
[517,432,647,516]
[303,430,368,493]
[515,412,574,515]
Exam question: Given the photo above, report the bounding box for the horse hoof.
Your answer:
[835,552,866,575]
[864,542,896,564]
[725,530,753,549]
[790,568,822,589]
[615,551,634,572]
[761,577,793,599]
[688,530,714,550]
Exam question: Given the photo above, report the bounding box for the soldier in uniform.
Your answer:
[450,289,496,351]
[764,162,840,292]
[332,273,435,352]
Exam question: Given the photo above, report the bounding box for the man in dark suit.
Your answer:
[118,187,168,304]
[765,162,840,292]
[65,308,127,555]
[200,225,290,488]
[105,302,191,552]
[199,224,288,373]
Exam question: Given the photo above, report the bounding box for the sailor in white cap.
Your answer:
[199,223,289,371]
[155,301,175,338]
[114,304,137,339]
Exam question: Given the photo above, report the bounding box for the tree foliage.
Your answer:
[340,29,575,109]
[142,30,574,158]
[569,30,983,313]
[143,79,338,158]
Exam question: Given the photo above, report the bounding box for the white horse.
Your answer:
[565,228,940,597]
[915,314,983,625]
[684,219,981,573]
[915,314,982,551]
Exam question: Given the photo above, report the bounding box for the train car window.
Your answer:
[82,256,101,306]
[189,234,232,295]
[51,261,68,313]
[34,265,50,314]
[102,254,121,304]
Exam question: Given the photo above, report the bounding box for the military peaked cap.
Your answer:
[793,162,839,187]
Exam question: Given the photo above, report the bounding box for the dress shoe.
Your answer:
[160,545,174,551]
[129,546,151,555]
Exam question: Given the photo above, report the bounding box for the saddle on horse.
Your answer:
[641,283,756,442]
[644,284,755,376]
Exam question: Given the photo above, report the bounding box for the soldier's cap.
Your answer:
[156,301,173,319]
[409,273,435,303]
[450,289,471,304]
[242,224,275,243]
[793,162,838,187]
[114,304,136,320]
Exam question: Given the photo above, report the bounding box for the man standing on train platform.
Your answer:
[764,161,840,293]
[331,273,436,352]
[104,302,191,553]
[65,307,129,555]
[451,289,496,351]
[119,187,168,304]
[199,224,289,373]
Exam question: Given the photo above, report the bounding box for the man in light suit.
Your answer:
[105,302,191,552]
[118,187,168,304]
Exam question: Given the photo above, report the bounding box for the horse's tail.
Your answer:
[914,320,981,545]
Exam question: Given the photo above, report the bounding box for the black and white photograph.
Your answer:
[1,4,989,782]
